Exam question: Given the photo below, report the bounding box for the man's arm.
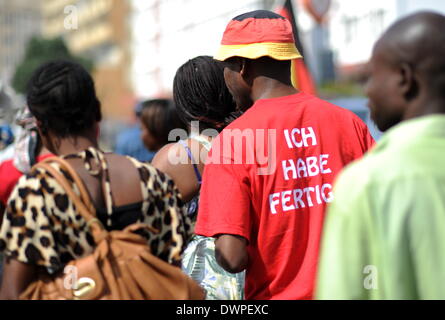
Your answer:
[215,234,248,273]
[195,135,252,274]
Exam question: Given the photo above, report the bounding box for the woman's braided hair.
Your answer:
[173,55,239,132]
[26,60,102,137]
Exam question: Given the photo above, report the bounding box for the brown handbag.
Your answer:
[19,156,205,300]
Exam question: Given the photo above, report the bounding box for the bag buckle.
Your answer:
[73,277,96,300]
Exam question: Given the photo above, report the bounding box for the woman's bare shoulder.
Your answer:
[153,143,186,170]
[152,140,206,202]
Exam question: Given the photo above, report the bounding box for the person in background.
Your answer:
[0,60,190,299]
[0,125,14,152]
[0,120,15,164]
[194,10,375,300]
[0,84,17,163]
[316,11,445,300]
[152,55,244,300]
[114,102,155,162]
[0,107,53,281]
[0,106,53,218]
[139,99,187,153]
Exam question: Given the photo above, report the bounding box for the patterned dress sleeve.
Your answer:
[159,175,193,265]
[131,160,192,266]
[0,168,60,269]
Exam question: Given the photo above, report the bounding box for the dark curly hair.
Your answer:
[173,55,240,132]
[140,99,187,146]
[26,60,102,137]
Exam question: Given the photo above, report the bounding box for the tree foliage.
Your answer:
[12,36,93,94]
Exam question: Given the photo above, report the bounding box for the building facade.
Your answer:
[327,0,445,78]
[130,0,275,100]
[41,0,134,120]
[0,0,42,83]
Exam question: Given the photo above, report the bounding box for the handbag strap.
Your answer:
[34,157,107,242]
[63,148,115,227]
[94,149,114,223]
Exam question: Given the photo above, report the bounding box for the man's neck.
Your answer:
[251,76,298,102]
[404,96,445,121]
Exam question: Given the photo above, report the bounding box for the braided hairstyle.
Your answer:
[26,60,102,137]
[173,55,239,132]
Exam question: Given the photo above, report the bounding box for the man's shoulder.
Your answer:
[214,93,369,148]
[335,136,440,195]
[306,95,366,124]
[261,93,362,121]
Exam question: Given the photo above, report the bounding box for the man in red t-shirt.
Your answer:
[195,10,375,300]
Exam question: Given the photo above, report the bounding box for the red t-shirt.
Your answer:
[0,154,54,206]
[195,93,375,300]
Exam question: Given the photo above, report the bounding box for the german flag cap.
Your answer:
[214,10,302,61]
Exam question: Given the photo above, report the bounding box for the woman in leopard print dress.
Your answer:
[0,60,191,299]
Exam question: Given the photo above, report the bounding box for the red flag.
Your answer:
[276,0,317,95]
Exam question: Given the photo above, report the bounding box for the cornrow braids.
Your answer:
[173,55,238,132]
[26,60,102,137]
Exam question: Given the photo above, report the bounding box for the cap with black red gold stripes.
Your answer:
[214,10,302,61]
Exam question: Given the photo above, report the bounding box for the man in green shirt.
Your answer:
[316,11,445,299]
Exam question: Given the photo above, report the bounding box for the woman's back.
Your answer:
[0,147,190,274]
[0,60,193,299]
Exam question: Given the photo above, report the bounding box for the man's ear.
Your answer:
[399,62,418,100]
[224,57,242,72]
[239,58,247,76]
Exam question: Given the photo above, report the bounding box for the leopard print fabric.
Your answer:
[0,147,191,274]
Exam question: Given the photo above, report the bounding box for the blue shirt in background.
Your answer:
[115,126,155,163]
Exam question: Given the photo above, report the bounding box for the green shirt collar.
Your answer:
[372,114,445,153]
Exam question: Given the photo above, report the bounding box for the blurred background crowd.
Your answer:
[1,0,445,161]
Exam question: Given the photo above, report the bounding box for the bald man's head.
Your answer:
[379,11,445,76]
[365,11,445,131]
